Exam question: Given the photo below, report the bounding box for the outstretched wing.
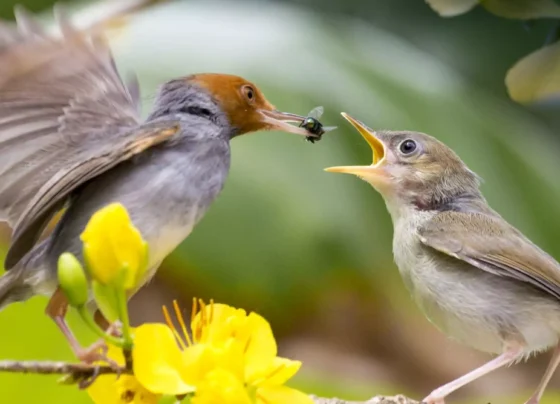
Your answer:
[0,7,141,228]
[5,121,180,269]
[418,211,560,300]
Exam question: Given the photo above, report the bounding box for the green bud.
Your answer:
[57,253,88,307]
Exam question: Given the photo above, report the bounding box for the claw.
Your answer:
[76,340,120,374]
[78,366,101,389]
[107,320,123,338]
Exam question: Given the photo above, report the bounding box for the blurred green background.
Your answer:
[1,0,560,403]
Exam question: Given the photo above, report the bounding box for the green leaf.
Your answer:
[506,40,560,102]
[425,0,479,17]
[481,0,560,19]
[425,0,560,18]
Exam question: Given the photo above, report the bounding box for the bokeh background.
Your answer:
[1,0,560,403]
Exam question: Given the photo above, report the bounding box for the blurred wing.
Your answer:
[307,106,324,119]
[0,7,141,227]
[418,211,560,300]
[5,121,180,269]
[321,126,337,133]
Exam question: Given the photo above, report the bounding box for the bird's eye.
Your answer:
[399,139,417,155]
[242,85,255,102]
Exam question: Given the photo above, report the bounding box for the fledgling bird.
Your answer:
[326,113,560,404]
[0,7,321,362]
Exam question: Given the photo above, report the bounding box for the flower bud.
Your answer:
[57,252,88,307]
[80,203,148,290]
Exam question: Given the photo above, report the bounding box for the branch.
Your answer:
[0,361,420,403]
[312,395,420,404]
[0,360,128,389]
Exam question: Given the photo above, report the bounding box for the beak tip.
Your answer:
[324,166,352,174]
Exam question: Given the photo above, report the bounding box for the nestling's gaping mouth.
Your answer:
[324,113,387,178]
[342,113,385,165]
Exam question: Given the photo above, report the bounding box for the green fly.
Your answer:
[300,106,336,143]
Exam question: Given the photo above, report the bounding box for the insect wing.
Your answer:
[321,125,337,133]
[307,106,324,120]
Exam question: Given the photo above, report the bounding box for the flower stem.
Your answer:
[116,288,133,350]
[77,305,123,347]
[115,287,133,370]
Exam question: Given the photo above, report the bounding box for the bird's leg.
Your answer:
[94,309,123,337]
[524,343,560,404]
[422,342,525,404]
[94,309,111,330]
[45,288,117,367]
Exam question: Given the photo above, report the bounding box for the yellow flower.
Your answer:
[191,368,251,404]
[132,300,313,404]
[80,202,148,290]
[88,343,160,404]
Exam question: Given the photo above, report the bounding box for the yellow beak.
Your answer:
[325,113,388,185]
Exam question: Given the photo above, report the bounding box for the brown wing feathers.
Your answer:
[0,7,141,228]
[0,8,181,269]
[419,211,560,300]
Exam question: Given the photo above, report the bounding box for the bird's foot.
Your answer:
[75,339,120,371]
[106,320,123,338]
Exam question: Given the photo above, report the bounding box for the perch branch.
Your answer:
[0,360,129,389]
[312,395,420,404]
[0,361,419,403]
[0,360,419,403]
[0,360,126,376]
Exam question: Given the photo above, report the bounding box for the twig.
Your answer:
[311,395,420,404]
[0,360,126,375]
[0,360,419,403]
[0,360,129,389]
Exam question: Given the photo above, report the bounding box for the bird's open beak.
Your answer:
[259,110,318,138]
[325,113,389,185]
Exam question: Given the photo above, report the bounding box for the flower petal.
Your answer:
[88,374,122,404]
[192,368,252,404]
[176,343,214,384]
[244,313,277,381]
[178,339,246,383]
[106,342,126,365]
[88,374,160,404]
[81,202,147,289]
[257,385,313,404]
[191,303,245,343]
[89,342,156,404]
[133,323,194,395]
[258,357,301,386]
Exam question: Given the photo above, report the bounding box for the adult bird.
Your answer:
[0,7,320,363]
[326,113,560,404]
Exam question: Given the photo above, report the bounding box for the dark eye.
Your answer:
[181,106,211,117]
[242,85,255,101]
[399,139,417,155]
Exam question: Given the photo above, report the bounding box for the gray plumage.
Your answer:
[367,130,560,358]
[0,9,232,308]
[328,116,560,403]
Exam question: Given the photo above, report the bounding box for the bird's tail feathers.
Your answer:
[0,267,33,310]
